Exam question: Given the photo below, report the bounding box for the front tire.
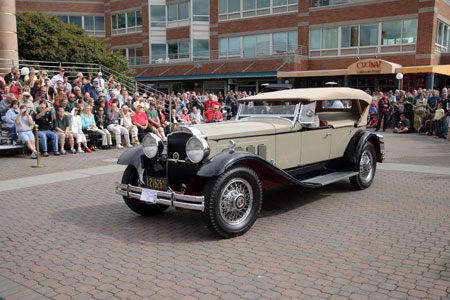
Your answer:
[350,142,377,190]
[121,166,168,216]
[202,166,262,238]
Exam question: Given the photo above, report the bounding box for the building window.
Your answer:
[168,2,189,22]
[220,0,295,20]
[151,5,166,27]
[57,15,105,36]
[402,19,417,44]
[382,21,401,45]
[310,19,417,56]
[113,47,143,65]
[111,10,142,35]
[193,39,209,59]
[168,42,190,59]
[273,32,297,52]
[436,20,449,52]
[219,37,241,57]
[341,26,358,48]
[151,44,167,62]
[322,27,338,49]
[192,0,209,21]
[359,24,378,46]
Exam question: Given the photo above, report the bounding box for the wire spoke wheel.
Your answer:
[219,179,253,226]
[359,150,374,184]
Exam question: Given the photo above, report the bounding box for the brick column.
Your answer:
[0,0,18,75]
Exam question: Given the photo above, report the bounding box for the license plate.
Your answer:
[145,176,168,191]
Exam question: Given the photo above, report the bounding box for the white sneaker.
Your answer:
[116,144,124,149]
[126,144,133,148]
[30,150,37,159]
[70,148,76,154]
[61,149,67,155]
[12,141,17,146]
[77,147,84,153]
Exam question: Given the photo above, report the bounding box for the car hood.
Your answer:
[193,118,293,141]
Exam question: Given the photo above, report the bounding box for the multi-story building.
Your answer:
[15,0,450,93]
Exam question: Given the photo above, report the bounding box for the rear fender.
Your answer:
[345,131,384,164]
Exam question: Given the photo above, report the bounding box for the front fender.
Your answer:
[117,145,147,182]
[197,150,318,188]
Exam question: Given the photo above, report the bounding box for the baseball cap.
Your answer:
[137,104,142,108]
[23,92,31,97]
[93,79,99,84]
[98,72,102,76]
[149,101,155,106]
[213,105,219,109]
[59,68,65,72]
[39,93,46,98]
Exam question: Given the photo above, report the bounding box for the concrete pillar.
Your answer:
[0,0,18,76]
[344,75,349,87]
[426,73,435,90]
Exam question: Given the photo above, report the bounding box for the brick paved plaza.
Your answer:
[1,130,449,300]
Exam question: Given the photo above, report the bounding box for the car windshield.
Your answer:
[239,101,298,117]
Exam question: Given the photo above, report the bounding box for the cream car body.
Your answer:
[116,88,384,238]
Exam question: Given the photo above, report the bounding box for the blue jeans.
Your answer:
[38,130,59,152]
[434,119,444,138]
[443,116,449,137]
[8,125,17,142]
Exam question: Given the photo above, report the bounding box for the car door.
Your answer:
[329,126,354,159]
[300,128,332,165]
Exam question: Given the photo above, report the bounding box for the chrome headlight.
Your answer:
[142,133,162,158]
[186,136,210,163]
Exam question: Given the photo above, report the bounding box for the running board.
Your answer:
[300,171,358,186]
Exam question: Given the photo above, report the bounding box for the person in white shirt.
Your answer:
[189,106,203,124]
[71,107,90,153]
[50,68,65,86]
[94,72,105,89]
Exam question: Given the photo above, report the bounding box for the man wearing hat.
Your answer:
[19,92,35,114]
[51,68,65,86]
[204,104,223,123]
[94,72,105,89]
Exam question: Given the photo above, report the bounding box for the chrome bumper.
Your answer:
[115,183,204,211]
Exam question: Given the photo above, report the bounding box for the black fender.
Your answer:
[345,131,384,165]
[117,145,147,182]
[197,150,319,188]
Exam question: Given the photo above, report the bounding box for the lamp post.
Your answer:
[32,124,45,168]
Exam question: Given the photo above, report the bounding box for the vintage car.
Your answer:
[115,87,384,238]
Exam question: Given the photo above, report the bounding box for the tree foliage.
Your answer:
[17,11,130,74]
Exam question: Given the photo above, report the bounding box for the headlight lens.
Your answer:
[186,136,209,163]
[142,133,162,158]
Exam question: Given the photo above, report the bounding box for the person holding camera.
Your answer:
[35,103,60,156]
[4,100,20,145]
[204,105,223,123]
[15,104,37,158]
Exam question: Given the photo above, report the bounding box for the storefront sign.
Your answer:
[347,59,399,75]
[355,60,381,74]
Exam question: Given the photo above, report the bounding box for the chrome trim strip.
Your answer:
[115,183,205,211]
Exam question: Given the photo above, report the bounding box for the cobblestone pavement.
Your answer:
[0,131,449,300]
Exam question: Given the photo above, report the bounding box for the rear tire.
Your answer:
[202,166,262,238]
[121,166,168,216]
[350,142,376,190]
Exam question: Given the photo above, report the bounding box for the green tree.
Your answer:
[17,11,130,74]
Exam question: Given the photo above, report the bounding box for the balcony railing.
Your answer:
[129,45,308,66]
[310,0,367,8]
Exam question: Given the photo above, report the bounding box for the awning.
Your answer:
[136,71,277,82]
[278,69,347,78]
[397,65,450,76]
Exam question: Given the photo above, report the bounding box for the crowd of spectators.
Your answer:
[0,66,250,159]
[367,88,450,140]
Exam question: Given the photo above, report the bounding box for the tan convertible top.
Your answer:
[243,87,372,104]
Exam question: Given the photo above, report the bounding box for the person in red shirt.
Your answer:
[131,105,153,140]
[180,107,192,124]
[204,105,223,123]
[203,93,221,112]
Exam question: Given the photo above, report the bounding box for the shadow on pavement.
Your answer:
[51,179,358,242]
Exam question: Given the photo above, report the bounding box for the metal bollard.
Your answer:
[32,124,45,168]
